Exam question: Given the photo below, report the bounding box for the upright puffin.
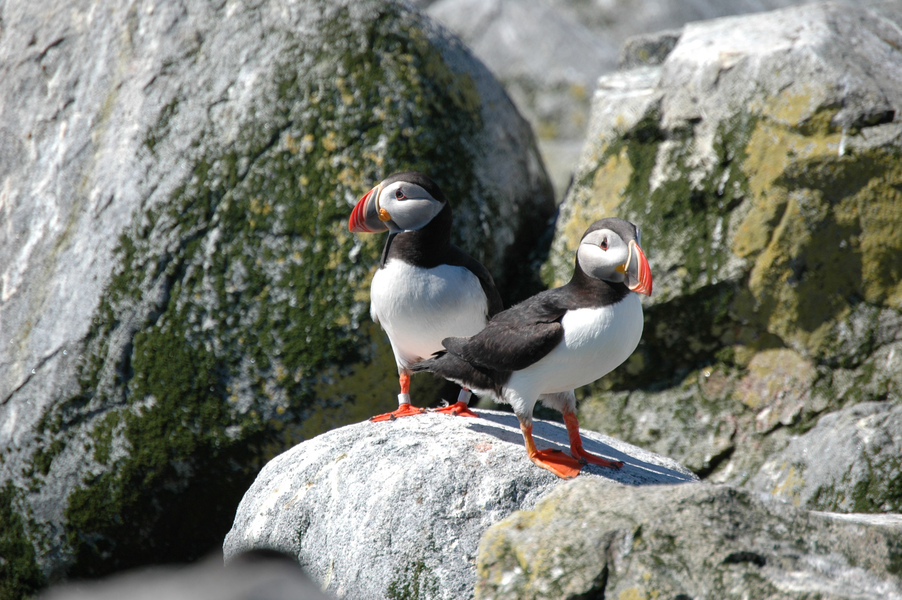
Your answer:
[411,218,652,478]
[349,171,503,421]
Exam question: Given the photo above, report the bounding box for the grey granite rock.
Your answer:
[223,410,696,600]
[477,479,902,600]
[412,0,880,196]
[548,1,902,494]
[752,401,902,513]
[0,0,552,589]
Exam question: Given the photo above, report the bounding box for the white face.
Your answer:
[377,182,445,233]
[577,228,631,283]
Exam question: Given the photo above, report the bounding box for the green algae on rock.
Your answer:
[0,0,552,588]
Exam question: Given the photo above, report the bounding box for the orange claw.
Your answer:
[563,411,623,469]
[520,421,583,479]
[433,402,479,418]
[529,448,583,479]
[370,403,425,422]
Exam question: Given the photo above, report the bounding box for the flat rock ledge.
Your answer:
[223,409,696,600]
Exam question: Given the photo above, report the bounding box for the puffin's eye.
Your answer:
[600,237,608,250]
[395,189,406,200]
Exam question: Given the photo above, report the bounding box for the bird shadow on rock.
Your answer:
[468,410,696,485]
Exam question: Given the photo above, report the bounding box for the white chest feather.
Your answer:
[507,294,644,398]
[370,260,488,367]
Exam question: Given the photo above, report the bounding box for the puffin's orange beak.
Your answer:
[624,240,652,296]
[349,185,388,233]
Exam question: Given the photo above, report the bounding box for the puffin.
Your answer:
[410,217,652,478]
[348,171,504,421]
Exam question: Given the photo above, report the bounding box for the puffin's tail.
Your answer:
[409,351,449,374]
[410,350,501,395]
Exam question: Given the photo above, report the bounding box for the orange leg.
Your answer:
[433,388,479,418]
[563,411,623,469]
[520,420,582,479]
[370,372,425,422]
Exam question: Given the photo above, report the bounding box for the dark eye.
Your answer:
[395,189,406,200]
[600,237,608,250]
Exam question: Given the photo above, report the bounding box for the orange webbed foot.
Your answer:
[370,403,425,422]
[432,402,479,418]
[528,448,583,479]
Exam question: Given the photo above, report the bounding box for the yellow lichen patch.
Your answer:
[735,113,842,260]
[731,186,788,259]
[741,117,842,202]
[619,587,648,600]
[249,196,272,216]
[750,84,833,129]
[284,133,301,154]
[737,146,902,358]
[744,191,831,351]
[322,130,339,152]
[555,147,633,279]
[591,146,633,216]
[850,175,902,307]
[771,463,806,507]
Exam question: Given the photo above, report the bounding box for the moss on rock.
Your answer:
[16,0,549,580]
[554,5,902,493]
[0,482,45,600]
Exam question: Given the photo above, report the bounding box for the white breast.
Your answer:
[370,260,489,368]
[505,294,644,403]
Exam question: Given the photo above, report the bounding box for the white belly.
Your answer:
[370,260,488,368]
[506,294,644,401]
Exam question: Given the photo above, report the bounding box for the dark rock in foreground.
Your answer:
[38,552,331,600]
[223,410,696,600]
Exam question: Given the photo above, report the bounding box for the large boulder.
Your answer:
[477,479,902,599]
[223,410,696,600]
[0,0,553,591]
[551,1,902,500]
[411,0,875,195]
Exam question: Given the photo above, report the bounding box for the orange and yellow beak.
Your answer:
[348,185,389,233]
[622,240,652,296]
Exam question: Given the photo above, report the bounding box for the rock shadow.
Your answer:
[468,410,696,485]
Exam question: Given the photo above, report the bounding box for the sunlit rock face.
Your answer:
[549,1,902,497]
[476,479,902,600]
[223,410,696,600]
[0,0,553,590]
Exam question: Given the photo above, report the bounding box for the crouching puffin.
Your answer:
[349,172,503,421]
[411,218,652,478]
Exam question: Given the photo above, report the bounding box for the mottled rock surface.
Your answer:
[223,410,696,600]
[752,401,902,513]
[551,1,902,502]
[477,479,902,600]
[412,0,882,195]
[0,0,552,591]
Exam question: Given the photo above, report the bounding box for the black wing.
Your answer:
[442,290,568,372]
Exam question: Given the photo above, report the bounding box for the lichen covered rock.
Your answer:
[0,0,552,588]
[751,401,902,513]
[476,479,902,600]
[552,1,902,493]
